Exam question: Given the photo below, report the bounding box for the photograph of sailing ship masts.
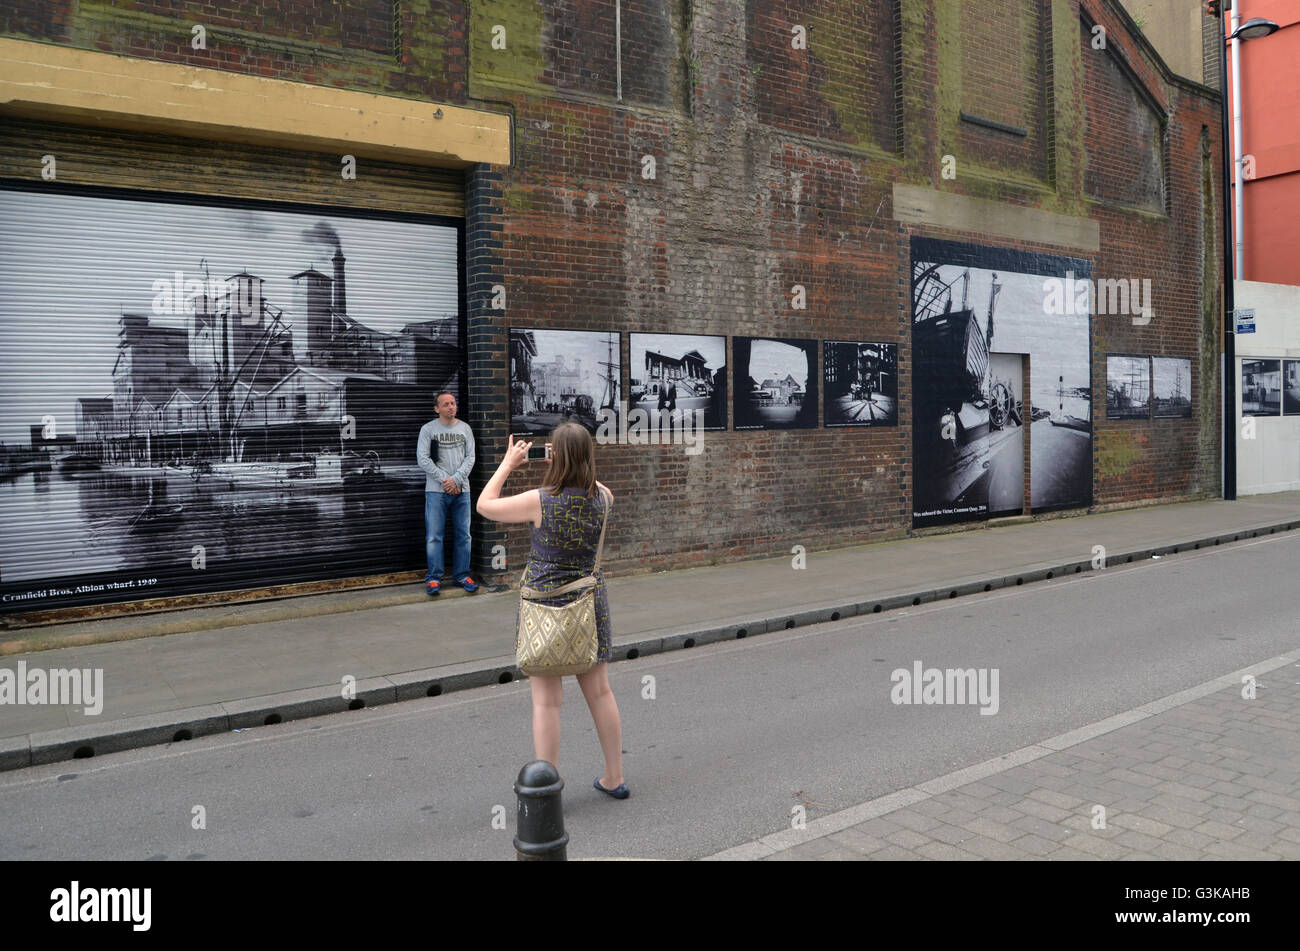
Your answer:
[510,329,622,437]
[1151,357,1193,418]
[1106,355,1151,419]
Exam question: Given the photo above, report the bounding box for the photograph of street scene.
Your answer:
[823,341,897,427]
[509,329,621,437]
[732,337,818,430]
[1151,357,1193,419]
[912,239,1092,528]
[1285,361,1300,415]
[1241,358,1281,416]
[628,333,727,431]
[1107,355,1152,419]
[0,187,460,609]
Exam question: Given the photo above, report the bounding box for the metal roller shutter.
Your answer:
[0,118,465,616]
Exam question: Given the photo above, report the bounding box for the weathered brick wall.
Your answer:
[0,0,469,101]
[1080,1,1222,509]
[2,0,1228,586]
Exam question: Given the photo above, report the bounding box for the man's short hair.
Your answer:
[435,390,457,405]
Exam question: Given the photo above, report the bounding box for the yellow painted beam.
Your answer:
[0,38,510,168]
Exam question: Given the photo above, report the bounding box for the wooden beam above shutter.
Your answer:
[0,38,510,169]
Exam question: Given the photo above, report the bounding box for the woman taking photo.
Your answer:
[477,423,628,799]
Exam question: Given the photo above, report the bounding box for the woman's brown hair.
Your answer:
[540,422,598,497]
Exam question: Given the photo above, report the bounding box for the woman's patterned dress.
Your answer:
[518,486,612,664]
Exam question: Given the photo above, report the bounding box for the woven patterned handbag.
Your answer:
[515,490,609,677]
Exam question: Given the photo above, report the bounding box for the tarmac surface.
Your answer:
[3,490,1299,820]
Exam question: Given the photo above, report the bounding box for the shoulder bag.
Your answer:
[515,489,610,677]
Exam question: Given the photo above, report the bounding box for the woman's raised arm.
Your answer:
[476,439,543,526]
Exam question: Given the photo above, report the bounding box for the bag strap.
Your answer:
[520,487,610,601]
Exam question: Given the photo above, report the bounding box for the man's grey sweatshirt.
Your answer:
[417,419,475,493]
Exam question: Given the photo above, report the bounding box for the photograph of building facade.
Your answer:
[0,0,1228,617]
[629,334,727,430]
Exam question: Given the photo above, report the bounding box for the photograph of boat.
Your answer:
[911,238,1092,527]
[510,329,620,437]
[0,185,462,607]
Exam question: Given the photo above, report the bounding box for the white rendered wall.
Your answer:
[1234,280,1300,495]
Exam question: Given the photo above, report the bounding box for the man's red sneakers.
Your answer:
[427,580,440,597]
[461,576,479,594]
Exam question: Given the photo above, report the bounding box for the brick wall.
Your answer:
[2,0,1228,585]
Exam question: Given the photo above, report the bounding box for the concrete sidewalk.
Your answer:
[2,491,1299,772]
[708,651,1300,861]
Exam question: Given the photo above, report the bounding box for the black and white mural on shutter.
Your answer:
[911,238,1092,529]
[0,184,461,611]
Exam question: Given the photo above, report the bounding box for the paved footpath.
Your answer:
[3,491,1299,773]
[707,652,1300,861]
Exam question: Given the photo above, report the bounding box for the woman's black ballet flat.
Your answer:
[594,778,630,799]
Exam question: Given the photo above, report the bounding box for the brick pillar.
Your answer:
[464,162,509,583]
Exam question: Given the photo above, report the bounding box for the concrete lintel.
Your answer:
[894,183,1101,253]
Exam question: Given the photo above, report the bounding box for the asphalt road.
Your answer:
[2,531,1296,860]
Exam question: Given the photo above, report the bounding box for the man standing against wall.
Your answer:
[417,390,477,596]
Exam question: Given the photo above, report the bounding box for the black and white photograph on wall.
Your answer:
[0,182,462,612]
[510,328,621,437]
[1241,358,1281,416]
[911,238,1092,529]
[823,341,897,427]
[1284,361,1300,415]
[1106,355,1151,419]
[628,333,727,431]
[1151,357,1193,418]
[732,337,819,430]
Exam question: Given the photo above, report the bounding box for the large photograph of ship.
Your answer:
[628,333,727,431]
[911,238,1092,528]
[510,329,621,437]
[824,341,897,427]
[732,337,818,430]
[1151,357,1193,419]
[1241,358,1281,416]
[1106,355,1151,419]
[0,185,461,610]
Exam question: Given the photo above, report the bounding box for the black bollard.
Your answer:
[513,760,569,861]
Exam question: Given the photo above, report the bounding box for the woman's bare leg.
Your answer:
[577,663,623,787]
[529,675,563,766]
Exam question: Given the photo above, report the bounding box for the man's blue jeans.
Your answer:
[426,490,471,584]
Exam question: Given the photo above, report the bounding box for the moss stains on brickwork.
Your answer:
[1098,428,1142,478]
[804,0,884,154]
[469,0,546,96]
